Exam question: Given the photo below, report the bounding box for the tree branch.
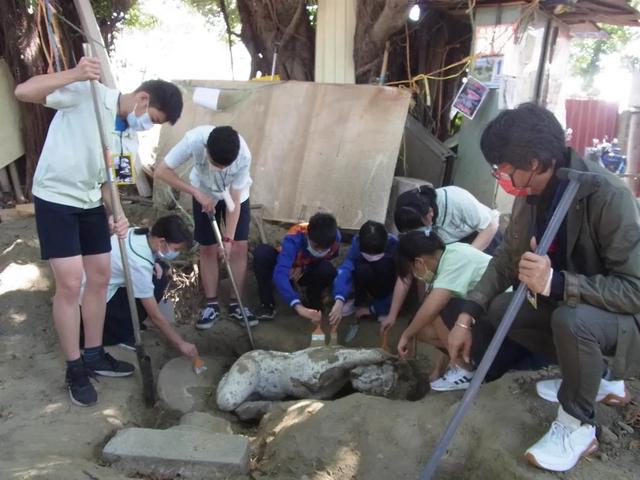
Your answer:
[279,0,305,47]
[371,0,413,47]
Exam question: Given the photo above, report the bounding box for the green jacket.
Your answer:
[468,151,640,377]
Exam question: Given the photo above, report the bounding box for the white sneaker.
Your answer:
[342,299,356,317]
[430,366,474,391]
[525,406,597,472]
[536,378,631,406]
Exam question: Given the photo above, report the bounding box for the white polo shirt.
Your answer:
[32,81,122,209]
[163,125,252,202]
[434,186,499,244]
[106,229,156,302]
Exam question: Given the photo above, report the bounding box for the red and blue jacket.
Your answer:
[273,223,341,307]
[332,234,397,315]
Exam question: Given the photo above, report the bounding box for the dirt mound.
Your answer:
[252,374,640,480]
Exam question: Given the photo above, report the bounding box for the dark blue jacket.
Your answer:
[332,234,397,315]
[273,223,341,307]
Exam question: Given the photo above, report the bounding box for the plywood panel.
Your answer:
[0,60,24,170]
[155,80,410,230]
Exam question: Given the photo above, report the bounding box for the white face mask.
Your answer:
[308,245,330,258]
[362,252,384,262]
[127,103,154,132]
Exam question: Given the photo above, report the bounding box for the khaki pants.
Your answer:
[486,293,623,424]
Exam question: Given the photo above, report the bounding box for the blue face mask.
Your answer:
[308,245,330,258]
[127,104,154,132]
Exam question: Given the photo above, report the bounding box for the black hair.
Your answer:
[394,185,438,233]
[480,102,567,172]
[359,220,388,255]
[396,230,445,278]
[135,80,183,125]
[134,215,193,248]
[207,126,240,166]
[307,212,338,249]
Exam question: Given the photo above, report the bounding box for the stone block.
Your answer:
[102,427,249,479]
[157,356,222,413]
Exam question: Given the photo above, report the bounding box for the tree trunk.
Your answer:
[0,0,132,198]
[236,0,315,80]
[354,0,413,84]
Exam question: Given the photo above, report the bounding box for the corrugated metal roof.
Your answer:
[423,0,640,27]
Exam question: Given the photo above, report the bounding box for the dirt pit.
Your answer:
[1,209,639,480]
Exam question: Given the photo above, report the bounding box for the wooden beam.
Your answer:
[72,0,116,88]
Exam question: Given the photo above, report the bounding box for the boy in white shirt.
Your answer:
[15,56,183,407]
[155,125,257,329]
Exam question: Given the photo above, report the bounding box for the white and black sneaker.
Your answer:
[255,304,276,321]
[84,351,135,378]
[430,365,475,392]
[228,303,259,327]
[197,303,222,330]
[66,365,98,407]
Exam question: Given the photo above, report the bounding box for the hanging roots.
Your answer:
[165,259,202,325]
[624,400,640,429]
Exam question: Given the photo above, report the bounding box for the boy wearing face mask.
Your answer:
[329,221,397,328]
[155,125,256,330]
[86,215,199,360]
[14,57,183,407]
[253,213,341,323]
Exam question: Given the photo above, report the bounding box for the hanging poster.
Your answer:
[452,77,490,120]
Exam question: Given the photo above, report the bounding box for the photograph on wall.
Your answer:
[473,56,503,88]
[452,77,490,120]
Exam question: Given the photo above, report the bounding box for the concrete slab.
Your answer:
[102,427,249,479]
[179,412,233,434]
[157,356,224,413]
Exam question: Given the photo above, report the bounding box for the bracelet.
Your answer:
[222,236,234,244]
[455,322,472,330]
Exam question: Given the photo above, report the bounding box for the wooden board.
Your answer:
[155,80,410,230]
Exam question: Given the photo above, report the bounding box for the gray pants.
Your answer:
[486,293,622,424]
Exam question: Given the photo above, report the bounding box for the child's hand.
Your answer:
[73,56,101,81]
[109,215,129,239]
[295,304,322,324]
[380,315,396,335]
[178,341,199,358]
[328,299,343,325]
[397,332,412,358]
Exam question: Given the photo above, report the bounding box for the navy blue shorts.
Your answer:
[192,196,251,246]
[34,196,111,260]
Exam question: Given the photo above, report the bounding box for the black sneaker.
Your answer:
[228,304,259,327]
[197,303,222,330]
[255,304,276,321]
[84,350,135,378]
[66,365,98,407]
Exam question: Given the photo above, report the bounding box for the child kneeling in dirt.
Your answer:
[328,220,397,334]
[253,213,341,323]
[394,230,522,391]
[87,215,198,360]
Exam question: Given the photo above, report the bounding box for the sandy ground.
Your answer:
[0,207,638,480]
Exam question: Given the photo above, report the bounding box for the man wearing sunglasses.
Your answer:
[449,103,640,472]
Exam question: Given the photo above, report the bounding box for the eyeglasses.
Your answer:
[491,165,513,182]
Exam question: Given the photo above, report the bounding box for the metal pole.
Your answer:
[209,215,256,349]
[83,43,155,406]
[420,168,601,478]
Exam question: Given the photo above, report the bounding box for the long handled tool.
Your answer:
[208,214,256,349]
[82,43,156,406]
[420,168,601,479]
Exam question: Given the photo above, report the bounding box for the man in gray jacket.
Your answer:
[449,103,640,472]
